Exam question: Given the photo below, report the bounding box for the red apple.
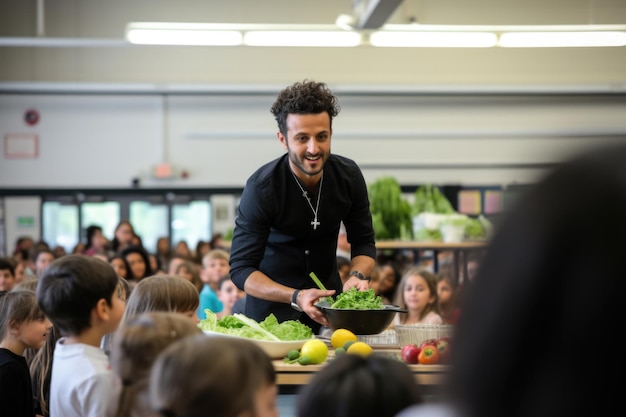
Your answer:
[419,338,438,350]
[401,344,420,364]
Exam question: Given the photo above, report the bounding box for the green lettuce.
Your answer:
[330,288,384,309]
[198,310,313,341]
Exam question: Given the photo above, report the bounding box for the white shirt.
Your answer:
[50,338,120,417]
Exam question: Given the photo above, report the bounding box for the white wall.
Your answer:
[2,196,41,254]
[1,89,626,190]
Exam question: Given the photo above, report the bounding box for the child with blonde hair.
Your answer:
[109,312,201,417]
[122,275,200,324]
[392,267,443,326]
[197,249,229,319]
[37,255,125,417]
[0,290,52,417]
[150,334,278,417]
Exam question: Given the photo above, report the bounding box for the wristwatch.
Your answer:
[349,270,370,281]
[291,289,303,312]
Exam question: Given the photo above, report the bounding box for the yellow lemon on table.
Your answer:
[330,328,358,349]
[346,341,373,357]
[300,339,329,364]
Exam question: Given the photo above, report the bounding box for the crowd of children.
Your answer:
[0,219,482,417]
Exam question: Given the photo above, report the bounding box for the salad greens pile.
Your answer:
[330,288,384,310]
[198,310,313,341]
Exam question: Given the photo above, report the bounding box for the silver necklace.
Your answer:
[290,169,323,230]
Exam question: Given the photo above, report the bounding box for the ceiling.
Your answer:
[1,0,625,40]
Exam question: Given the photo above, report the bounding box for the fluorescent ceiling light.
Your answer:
[244,31,361,47]
[370,31,497,47]
[499,31,626,47]
[126,23,242,46]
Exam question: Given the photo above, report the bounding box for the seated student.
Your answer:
[0,257,17,292]
[36,255,125,417]
[150,334,277,417]
[109,312,201,417]
[31,248,55,279]
[392,267,443,326]
[448,144,626,417]
[0,290,52,417]
[436,268,461,325]
[197,249,229,319]
[175,260,203,293]
[122,275,200,324]
[216,274,240,318]
[297,353,423,417]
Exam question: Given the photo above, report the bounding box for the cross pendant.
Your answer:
[311,218,321,230]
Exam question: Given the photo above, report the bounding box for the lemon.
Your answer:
[330,328,358,349]
[346,341,373,357]
[300,339,329,364]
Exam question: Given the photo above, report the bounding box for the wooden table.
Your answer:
[273,347,449,397]
[274,360,448,386]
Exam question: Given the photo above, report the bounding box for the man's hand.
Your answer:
[299,288,336,327]
[343,275,370,292]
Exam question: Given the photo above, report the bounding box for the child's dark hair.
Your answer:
[150,335,276,417]
[0,257,15,276]
[270,80,340,137]
[297,354,422,417]
[36,254,119,336]
[217,274,233,291]
[0,290,45,339]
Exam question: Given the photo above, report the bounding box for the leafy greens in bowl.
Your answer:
[198,310,314,358]
[314,288,407,335]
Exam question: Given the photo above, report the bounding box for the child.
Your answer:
[150,334,278,417]
[109,255,131,280]
[197,249,229,319]
[217,274,239,318]
[29,325,61,417]
[0,290,52,417]
[378,261,401,305]
[297,353,422,417]
[392,267,443,326]
[122,275,200,324]
[0,257,17,291]
[175,260,203,293]
[109,311,201,417]
[436,270,461,325]
[36,254,125,417]
[31,248,55,278]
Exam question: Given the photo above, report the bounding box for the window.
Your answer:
[42,201,79,253]
[172,200,211,251]
[130,201,168,253]
[81,201,120,242]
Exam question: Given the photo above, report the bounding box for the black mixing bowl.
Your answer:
[314,301,407,335]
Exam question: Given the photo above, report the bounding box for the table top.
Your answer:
[273,349,449,386]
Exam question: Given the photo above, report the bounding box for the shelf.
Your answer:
[375,240,489,250]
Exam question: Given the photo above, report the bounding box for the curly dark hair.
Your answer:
[270,80,341,136]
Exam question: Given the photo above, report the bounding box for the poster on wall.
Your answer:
[4,133,39,158]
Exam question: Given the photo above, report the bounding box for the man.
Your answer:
[229,80,376,332]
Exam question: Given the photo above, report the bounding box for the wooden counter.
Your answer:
[274,359,448,386]
[273,347,449,387]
